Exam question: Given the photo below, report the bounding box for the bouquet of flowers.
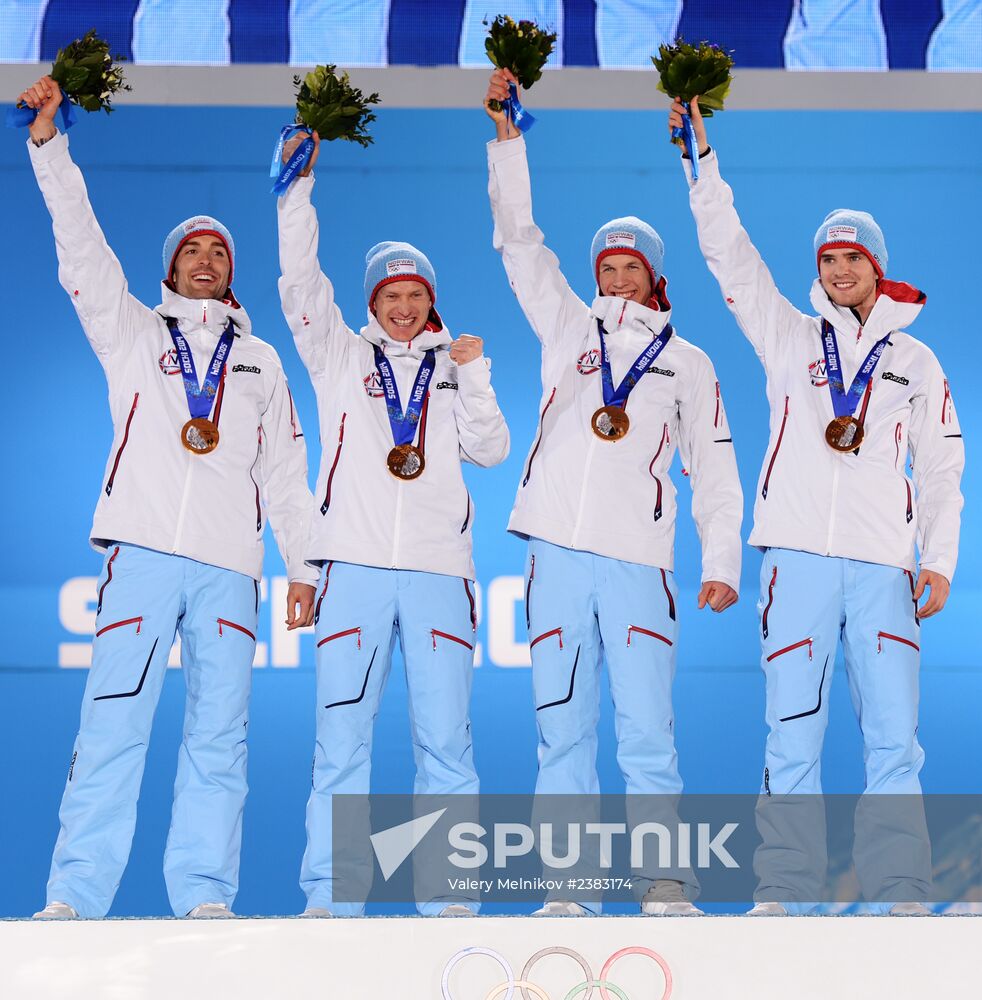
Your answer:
[652,39,733,178]
[7,29,130,129]
[485,14,556,129]
[293,64,380,147]
[271,65,381,194]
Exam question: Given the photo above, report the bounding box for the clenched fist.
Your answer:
[450,335,483,366]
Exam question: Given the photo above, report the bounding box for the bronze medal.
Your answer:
[825,415,864,452]
[591,405,630,441]
[387,444,425,480]
[181,417,220,455]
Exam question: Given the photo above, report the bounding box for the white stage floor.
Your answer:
[2,914,978,999]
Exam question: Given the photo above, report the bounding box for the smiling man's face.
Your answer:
[818,247,878,315]
[171,236,231,300]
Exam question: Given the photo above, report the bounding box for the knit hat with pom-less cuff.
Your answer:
[814,209,887,279]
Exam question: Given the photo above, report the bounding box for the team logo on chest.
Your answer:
[363,370,384,398]
[159,348,181,375]
[576,348,601,375]
[808,358,828,387]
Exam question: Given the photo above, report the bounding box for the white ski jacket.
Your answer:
[30,132,317,584]
[488,137,743,590]
[277,174,510,580]
[685,149,964,580]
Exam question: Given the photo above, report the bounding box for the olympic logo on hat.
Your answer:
[442,945,673,1000]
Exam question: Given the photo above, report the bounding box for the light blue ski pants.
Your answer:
[46,543,259,917]
[301,562,480,915]
[754,548,930,912]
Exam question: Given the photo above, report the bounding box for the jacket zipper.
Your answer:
[320,413,347,515]
[522,387,556,487]
[877,631,920,653]
[895,422,913,524]
[761,395,789,499]
[172,435,196,553]
[761,565,778,639]
[766,637,813,662]
[713,381,721,428]
[941,379,952,424]
[105,392,139,496]
[249,427,262,532]
[571,434,598,547]
[431,629,474,651]
[649,423,668,522]
[460,492,471,534]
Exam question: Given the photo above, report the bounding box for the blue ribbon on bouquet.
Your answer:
[269,123,315,195]
[503,82,536,134]
[6,89,77,130]
[672,100,699,180]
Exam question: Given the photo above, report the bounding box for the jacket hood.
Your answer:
[155,282,252,339]
[590,293,673,340]
[810,277,925,345]
[361,313,453,358]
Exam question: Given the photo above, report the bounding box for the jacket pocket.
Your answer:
[105,392,139,497]
[320,413,347,515]
[761,565,778,639]
[460,492,471,534]
[522,387,556,488]
[895,422,913,524]
[249,427,262,533]
[761,396,789,500]
[649,422,668,522]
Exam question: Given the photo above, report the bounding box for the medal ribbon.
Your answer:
[598,320,674,410]
[168,320,235,422]
[820,319,889,419]
[6,89,77,130]
[503,82,536,134]
[372,345,436,447]
[671,101,699,181]
[269,123,315,195]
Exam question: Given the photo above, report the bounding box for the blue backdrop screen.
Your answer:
[0,102,978,916]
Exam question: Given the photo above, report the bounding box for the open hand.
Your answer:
[913,570,949,620]
[282,129,320,177]
[697,581,738,613]
[450,334,483,366]
[668,95,709,157]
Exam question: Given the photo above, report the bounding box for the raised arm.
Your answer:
[276,133,356,377]
[22,76,152,362]
[907,349,964,618]
[677,348,744,609]
[448,335,510,468]
[669,97,806,371]
[258,356,319,626]
[485,70,590,348]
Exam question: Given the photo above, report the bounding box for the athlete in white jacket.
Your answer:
[486,71,743,916]
[670,97,964,914]
[277,132,509,917]
[23,78,318,921]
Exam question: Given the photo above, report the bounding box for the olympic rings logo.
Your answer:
[442,946,672,1000]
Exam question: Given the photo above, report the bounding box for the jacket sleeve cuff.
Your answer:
[288,564,321,587]
[681,146,721,186]
[455,355,492,391]
[918,557,955,584]
[27,128,68,165]
[487,133,527,165]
